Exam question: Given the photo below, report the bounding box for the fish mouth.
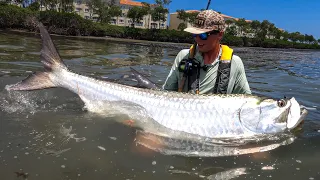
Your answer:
[285,97,308,130]
[288,108,308,130]
[287,106,308,131]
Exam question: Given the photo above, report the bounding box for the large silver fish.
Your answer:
[5,23,308,139]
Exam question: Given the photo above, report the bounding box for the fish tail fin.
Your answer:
[38,22,68,72]
[6,22,67,91]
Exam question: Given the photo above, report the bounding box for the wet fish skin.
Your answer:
[5,23,308,139]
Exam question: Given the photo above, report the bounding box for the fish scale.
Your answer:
[56,71,266,138]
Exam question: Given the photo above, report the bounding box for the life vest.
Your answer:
[178,44,233,94]
[213,44,233,94]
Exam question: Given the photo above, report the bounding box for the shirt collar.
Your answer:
[193,45,222,66]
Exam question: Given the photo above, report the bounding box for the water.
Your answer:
[0,31,319,180]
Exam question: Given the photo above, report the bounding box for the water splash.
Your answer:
[0,90,40,115]
[29,124,86,157]
[59,125,86,143]
[0,88,83,116]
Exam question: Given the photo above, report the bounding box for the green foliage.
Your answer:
[58,0,74,12]
[151,0,170,29]
[177,23,186,31]
[151,6,168,29]
[127,6,148,28]
[27,2,40,11]
[0,4,36,29]
[176,9,199,24]
[85,0,119,23]
[0,3,319,50]
[221,34,244,47]
[225,26,237,36]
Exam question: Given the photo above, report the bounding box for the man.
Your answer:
[162,10,251,94]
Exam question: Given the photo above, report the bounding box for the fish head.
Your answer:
[240,96,308,134]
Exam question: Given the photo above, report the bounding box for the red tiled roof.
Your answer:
[221,14,234,19]
[185,10,200,13]
[120,0,143,6]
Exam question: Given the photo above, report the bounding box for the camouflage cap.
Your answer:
[184,10,226,34]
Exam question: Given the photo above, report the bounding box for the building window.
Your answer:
[119,19,124,24]
[136,22,143,26]
[85,16,89,19]
[151,23,157,29]
[110,19,116,24]
[85,9,89,13]
[76,8,82,12]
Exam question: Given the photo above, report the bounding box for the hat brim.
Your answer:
[184,27,212,34]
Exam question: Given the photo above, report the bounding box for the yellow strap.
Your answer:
[188,44,233,60]
[189,44,195,58]
[220,45,233,61]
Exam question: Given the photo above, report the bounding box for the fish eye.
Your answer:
[277,99,287,107]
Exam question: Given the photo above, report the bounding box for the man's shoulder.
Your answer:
[174,49,190,62]
[231,54,242,62]
[178,49,190,56]
[231,54,244,66]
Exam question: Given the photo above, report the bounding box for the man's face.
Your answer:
[194,31,224,52]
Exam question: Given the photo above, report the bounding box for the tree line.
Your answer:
[175,9,320,47]
[0,1,319,49]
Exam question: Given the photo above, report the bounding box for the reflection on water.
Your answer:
[0,31,320,179]
[134,131,296,157]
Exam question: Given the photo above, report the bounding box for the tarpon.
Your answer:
[5,23,308,139]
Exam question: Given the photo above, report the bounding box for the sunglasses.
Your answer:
[192,30,220,40]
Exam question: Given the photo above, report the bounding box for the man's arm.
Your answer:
[231,55,251,94]
[162,49,189,91]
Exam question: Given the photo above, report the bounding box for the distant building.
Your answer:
[7,0,168,29]
[3,0,23,7]
[168,10,199,31]
[74,0,167,29]
[22,0,35,7]
[112,0,167,29]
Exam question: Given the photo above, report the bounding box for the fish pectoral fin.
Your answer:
[130,67,160,90]
[5,72,56,91]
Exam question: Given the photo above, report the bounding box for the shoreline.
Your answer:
[2,29,192,49]
[1,29,319,51]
